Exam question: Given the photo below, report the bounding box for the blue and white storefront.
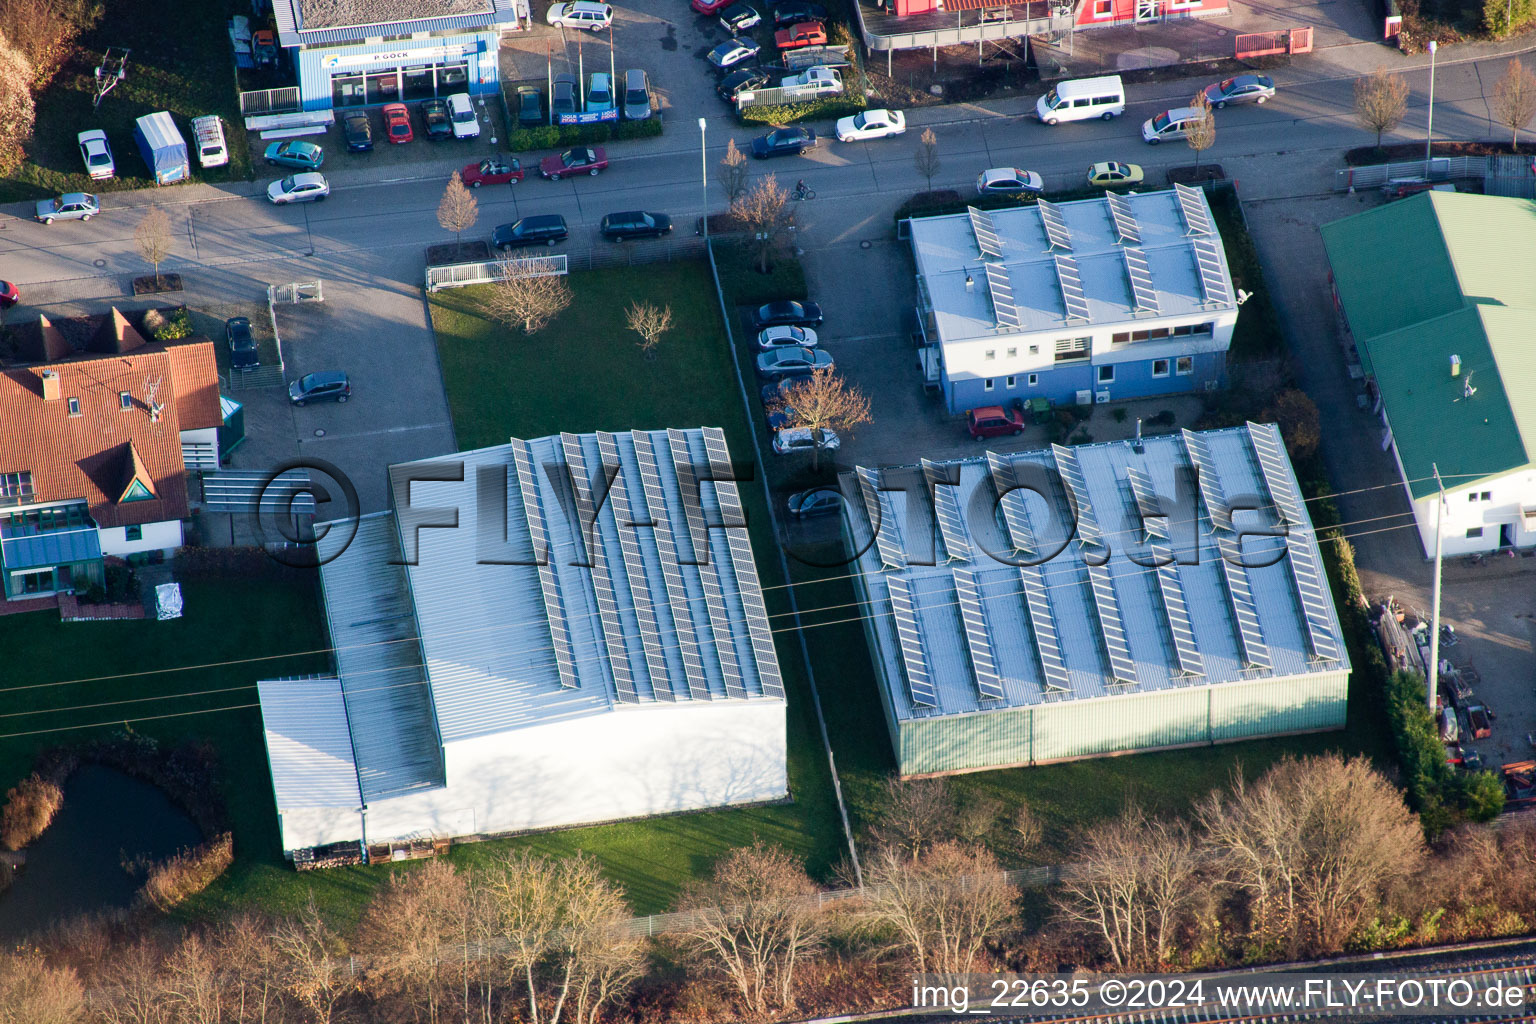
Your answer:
[273,0,524,111]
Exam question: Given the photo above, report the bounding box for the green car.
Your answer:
[264,139,324,170]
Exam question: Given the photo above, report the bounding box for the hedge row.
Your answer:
[505,117,664,153]
[737,96,865,126]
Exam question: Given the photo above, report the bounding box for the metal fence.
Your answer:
[424,238,707,292]
[1333,156,1488,191]
[228,280,318,391]
[238,86,301,118]
[425,254,569,292]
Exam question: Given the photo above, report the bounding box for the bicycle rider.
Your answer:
[796,178,807,195]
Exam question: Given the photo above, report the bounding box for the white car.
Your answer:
[976,167,1043,195]
[77,130,115,180]
[707,38,761,69]
[267,172,330,204]
[772,425,840,456]
[546,0,614,30]
[757,325,818,350]
[835,108,906,143]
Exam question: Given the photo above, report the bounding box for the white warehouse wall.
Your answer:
[274,698,787,852]
[1409,467,1536,558]
[99,518,183,557]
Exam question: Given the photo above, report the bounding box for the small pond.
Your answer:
[0,763,202,938]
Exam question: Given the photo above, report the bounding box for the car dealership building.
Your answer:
[272,0,526,111]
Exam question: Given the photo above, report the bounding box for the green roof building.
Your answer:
[1320,192,1536,556]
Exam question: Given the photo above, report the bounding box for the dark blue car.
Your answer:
[750,126,816,159]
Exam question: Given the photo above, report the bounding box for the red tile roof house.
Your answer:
[0,310,221,601]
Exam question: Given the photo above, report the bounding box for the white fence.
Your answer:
[1334,156,1493,191]
[425,254,569,292]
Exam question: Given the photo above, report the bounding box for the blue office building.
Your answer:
[273,0,526,111]
[909,185,1240,414]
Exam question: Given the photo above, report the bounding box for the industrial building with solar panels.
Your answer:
[843,422,1350,776]
[910,183,1241,414]
[255,427,787,861]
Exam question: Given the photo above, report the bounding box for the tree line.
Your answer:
[8,751,1536,1023]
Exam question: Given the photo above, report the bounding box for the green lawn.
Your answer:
[0,576,327,869]
[1,0,251,203]
[413,261,848,915]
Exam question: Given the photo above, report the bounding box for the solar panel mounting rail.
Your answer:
[886,575,939,709]
[922,459,970,563]
[857,466,906,570]
[953,567,1005,700]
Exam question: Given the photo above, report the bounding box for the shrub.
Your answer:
[505,119,659,152]
[738,96,865,125]
[140,308,168,336]
[0,774,64,851]
[1151,409,1177,427]
[134,832,235,911]
[613,117,664,141]
[150,308,192,342]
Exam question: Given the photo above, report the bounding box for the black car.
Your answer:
[750,126,816,159]
[717,67,771,102]
[552,73,579,120]
[517,86,545,126]
[421,98,453,140]
[288,371,350,406]
[788,488,843,519]
[752,299,823,329]
[492,214,569,250]
[719,1,762,30]
[342,112,373,151]
[600,210,674,241]
[225,316,258,369]
[773,0,826,24]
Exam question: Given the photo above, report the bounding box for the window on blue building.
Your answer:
[1176,356,1193,375]
[1097,365,1114,383]
[1006,375,1016,389]
[1152,359,1170,377]
[983,378,994,392]
[1027,373,1038,386]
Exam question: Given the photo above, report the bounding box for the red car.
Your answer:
[0,280,17,309]
[775,19,826,48]
[690,0,733,12]
[382,103,413,144]
[460,158,524,187]
[966,404,1025,440]
[539,146,608,180]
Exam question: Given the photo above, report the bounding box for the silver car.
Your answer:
[35,193,101,224]
[756,346,834,379]
[1202,74,1275,108]
[622,69,652,121]
[267,172,330,204]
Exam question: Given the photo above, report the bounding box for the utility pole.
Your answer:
[1424,39,1439,170]
[1427,463,1445,713]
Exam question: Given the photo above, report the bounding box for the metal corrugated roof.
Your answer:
[1320,193,1536,496]
[317,512,445,801]
[847,425,1347,722]
[273,0,517,46]
[256,676,364,809]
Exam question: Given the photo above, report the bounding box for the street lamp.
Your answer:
[1424,39,1439,169]
[699,117,709,241]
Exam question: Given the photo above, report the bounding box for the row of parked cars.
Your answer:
[741,300,842,456]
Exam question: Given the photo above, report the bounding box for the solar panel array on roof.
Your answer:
[988,453,1072,694]
[886,575,938,708]
[1127,465,1204,678]
[1037,199,1072,250]
[704,427,785,699]
[1106,191,1141,245]
[1054,254,1091,322]
[562,433,638,702]
[1246,422,1343,664]
[1182,430,1271,671]
[969,206,1003,258]
[672,429,747,701]
[924,459,971,563]
[985,261,1022,329]
[1175,182,1214,236]
[513,438,580,690]
[953,567,1004,700]
[599,431,675,700]
[1193,237,1233,307]
[633,432,710,699]
[1054,446,1137,687]
[1124,247,1160,315]
[859,466,906,570]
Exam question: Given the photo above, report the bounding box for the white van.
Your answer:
[1141,105,1206,144]
[445,93,480,139]
[190,114,228,169]
[1035,75,1125,125]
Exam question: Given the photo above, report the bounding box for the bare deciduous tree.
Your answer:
[1493,60,1536,148]
[730,174,793,273]
[914,127,941,192]
[779,368,872,469]
[213,914,283,1024]
[0,950,86,1024]
[625,301,673,359]
[437,171,479,260]
[134,207,173,289]
[357,859,468,1024]
[1010,803,1043,858]
[1354,69,1410,150]
[1185,91,1215,171]
[866,775,953,862]
[0,31,35,175]
[480,258,572,335]
[861,841,1016,975]
[1054,807,1205,970]
[1197,754,1426,958]
[953,794,1003,845]
[88,939,169,1024]
[0,0,102,83]
[718,137,748,206]
[161,932,225,1024]
[674,842,826,1015]
[271,898,352,1024]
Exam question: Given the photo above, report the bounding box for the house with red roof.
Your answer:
[0,310,222,600]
